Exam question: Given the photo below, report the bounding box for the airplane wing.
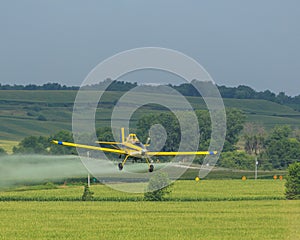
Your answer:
[147,151,217,156]
[51,140,126,154]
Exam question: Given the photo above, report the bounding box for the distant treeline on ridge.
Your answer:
[1,80,299,111]
[0,82,79,91]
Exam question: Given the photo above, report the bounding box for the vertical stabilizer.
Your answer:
[121,127,125,143]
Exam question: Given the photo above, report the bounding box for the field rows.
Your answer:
[0,200,299,240]
[0,180,286,201]
[0,180,298,240]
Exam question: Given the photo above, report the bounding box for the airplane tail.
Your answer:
[120,127,125,143]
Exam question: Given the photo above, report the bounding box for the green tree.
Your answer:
[195,110,212,150]
[136,108,245,154]
[13,136,49,154]
[49,130,77,155]
[37,114,47,121]
[219,151,255,170]
[264,126,300,169]
[136,112,180,152]
[223,108,246,151]
[144,172,173,201]
[96,127,114,142]
[285,162,300,200]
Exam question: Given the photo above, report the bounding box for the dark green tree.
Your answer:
[223,108,246,151]
[13,136,49,154]
[219,151,255,170]
[136,112,180,152]
[49,130,77,155]
[195,110,212,150]
[264,126,300,169]
[285,162,300,200]
[37,114,47,121]
[96,127,114,142]
[136,108,245,154]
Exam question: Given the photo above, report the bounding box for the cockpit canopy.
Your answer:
[127,133,139,142]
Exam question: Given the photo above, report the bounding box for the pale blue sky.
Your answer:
[0,0,299,95]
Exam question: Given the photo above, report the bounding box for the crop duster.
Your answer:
[52,128,217,172]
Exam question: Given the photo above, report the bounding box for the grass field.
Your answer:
[0,180,299,240]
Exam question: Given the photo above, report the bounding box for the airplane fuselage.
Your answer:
[120,141,148,158]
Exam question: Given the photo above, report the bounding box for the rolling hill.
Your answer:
[0,90,299,143]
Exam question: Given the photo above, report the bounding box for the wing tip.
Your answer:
[51,140,62,145]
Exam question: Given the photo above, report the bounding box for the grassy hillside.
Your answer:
[0,90,299,142]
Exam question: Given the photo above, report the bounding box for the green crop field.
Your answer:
[0,180,299,240]
[0,201,299,240]
[0,180,286,201]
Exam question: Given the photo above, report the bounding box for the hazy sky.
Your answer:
[0,0,299,95]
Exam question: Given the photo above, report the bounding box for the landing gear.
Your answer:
[118,162,123,171]
[149,164,154,172]
[118,155,154,172]
[118,155,129,171]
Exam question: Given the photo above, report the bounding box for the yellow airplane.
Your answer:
[52,128,217,172]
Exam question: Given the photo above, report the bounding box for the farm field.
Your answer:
[0,178,299,240]
[0,180,286,201]
[1,90,300,140]
[0,200,299,240]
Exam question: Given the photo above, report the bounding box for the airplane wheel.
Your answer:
[118,163,123,171]
[149,164,154,172]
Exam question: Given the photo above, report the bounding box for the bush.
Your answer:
[218,151,255,170]
[44,182,57,189]
[144,171,173,201]
[82,184,94,201]
[37,115,47,121]
[285,162,300,200]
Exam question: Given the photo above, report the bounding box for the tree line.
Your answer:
[4,108,299,171]
[0,82,79,90]
[171,82,300,111]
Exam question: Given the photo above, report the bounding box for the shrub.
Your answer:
[144,171,173,201]
[44,182,57,189]
[285,162,300,200]
[37,115,47,121]
[82,184,94,201]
